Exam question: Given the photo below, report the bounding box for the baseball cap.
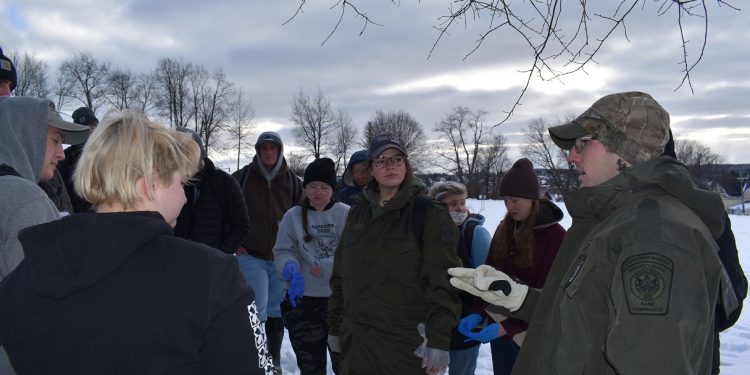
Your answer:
[368,132,407,158]
[72,107,99,126]
[548,91,670,164]
[48,105,90,145]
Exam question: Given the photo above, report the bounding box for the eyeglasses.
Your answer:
[372,155,406,169]
[572,135,597,154]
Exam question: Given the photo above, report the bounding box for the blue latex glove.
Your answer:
[463,322,501,343]
[283,261,299,282]
[288,273,304,307]
[457,313,483,337]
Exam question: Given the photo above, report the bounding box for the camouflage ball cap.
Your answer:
[549,91,670,164]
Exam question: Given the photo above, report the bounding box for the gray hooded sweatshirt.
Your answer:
[1,97,60,374]
[0,96,60,279]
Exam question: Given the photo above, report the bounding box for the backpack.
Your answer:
[237,164,301,206]
[0,164,21,178]
[410,195,476,257]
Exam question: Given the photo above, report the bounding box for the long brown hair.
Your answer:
[490,199,540,269]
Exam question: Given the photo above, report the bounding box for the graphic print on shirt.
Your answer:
[303,223,338,260]
[248,301,276,374]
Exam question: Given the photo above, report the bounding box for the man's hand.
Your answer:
[448,265,529,312]
[422,347,449,375]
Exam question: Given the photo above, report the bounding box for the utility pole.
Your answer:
[739,168,749,215]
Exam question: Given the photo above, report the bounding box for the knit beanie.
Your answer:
[303,158,337,189]
[499,158,539,199]
[0,48,17,91]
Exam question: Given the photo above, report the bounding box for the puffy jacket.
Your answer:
[328,176,461,374]
[485,199,566,340]
[174,158,250,254]
[509,157,729,375]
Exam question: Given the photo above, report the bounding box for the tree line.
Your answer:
[6,48,726,199]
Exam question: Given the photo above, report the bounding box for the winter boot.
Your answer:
[265,317,284,374]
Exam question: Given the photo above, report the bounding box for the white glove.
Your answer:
[448,265,529,312]
[422,347,449,375]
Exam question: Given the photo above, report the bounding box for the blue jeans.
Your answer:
[237,254,285,322]
[449,345,481,375]
[490,338,520,375]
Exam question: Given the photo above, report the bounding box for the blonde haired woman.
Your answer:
[0,111,273,374]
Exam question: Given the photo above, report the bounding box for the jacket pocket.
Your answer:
[563,244,594,298]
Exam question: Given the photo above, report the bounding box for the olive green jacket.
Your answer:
[510,157,728,374]
[328,176,461,374]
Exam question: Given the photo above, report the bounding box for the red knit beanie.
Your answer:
[499,158,539,199]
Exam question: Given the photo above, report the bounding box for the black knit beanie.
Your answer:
[499,158,539,199]
[303,158,337,189]
[0,48,17,91]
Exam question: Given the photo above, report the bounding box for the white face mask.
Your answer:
[449,211,468,224]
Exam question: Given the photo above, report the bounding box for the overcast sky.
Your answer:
[2,0,748,167]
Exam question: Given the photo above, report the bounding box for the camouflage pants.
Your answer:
[281,295,339,375]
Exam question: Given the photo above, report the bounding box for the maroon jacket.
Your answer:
[486,199,566,339]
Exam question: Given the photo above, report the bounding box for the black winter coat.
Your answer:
[174,158,250,254]
[0,211,272,375]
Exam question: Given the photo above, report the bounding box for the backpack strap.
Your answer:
[462,220,478,265]
[411,195,432,249]
[0,164,21,178]
[289,170,301,206]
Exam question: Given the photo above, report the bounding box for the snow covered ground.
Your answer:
[279,199,750,374]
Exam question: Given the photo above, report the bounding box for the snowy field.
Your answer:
[279,198,750,374]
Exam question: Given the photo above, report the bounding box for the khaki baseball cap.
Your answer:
[48,105,90,145]
[548,91,670,164]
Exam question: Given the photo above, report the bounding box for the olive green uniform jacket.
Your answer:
[508,157,730,374]
[328,176,461,374]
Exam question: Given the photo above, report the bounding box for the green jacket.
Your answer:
[328,176,461,374]
[511,157,727,374]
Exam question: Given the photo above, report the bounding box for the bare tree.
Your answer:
[286,151,309,177]
[433,106,491,192]
[11,50,51,99]
[132,72,157,115]
[362,109,428,171]
[52,72,74,112]
[288,1,739,124]
[521,118,577,194]
[193,68,234,156]
[476,133,510,199]
[226,88,256,171]
[330,110,358,174]
[674,137,725,184]
[290,89,339,159]
[154,57,193,127]
[105,68,138,110]
[57,52,110,111]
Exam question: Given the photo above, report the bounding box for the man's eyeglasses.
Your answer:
[572,135,597,154]
[372,155,406,169]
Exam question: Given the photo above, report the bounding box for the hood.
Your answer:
[253,131,285,181]
[565,156,724,238]
[535,198,564,229]
[0,96,50,183]
[18,211,171,299]
[464,213,486,227]
[359,175,426,214]
[342,150,368,187]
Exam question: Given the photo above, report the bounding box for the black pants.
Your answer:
[281,295,339,375]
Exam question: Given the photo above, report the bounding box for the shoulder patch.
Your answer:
[621,253,673,315]
[441,224,456,244]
